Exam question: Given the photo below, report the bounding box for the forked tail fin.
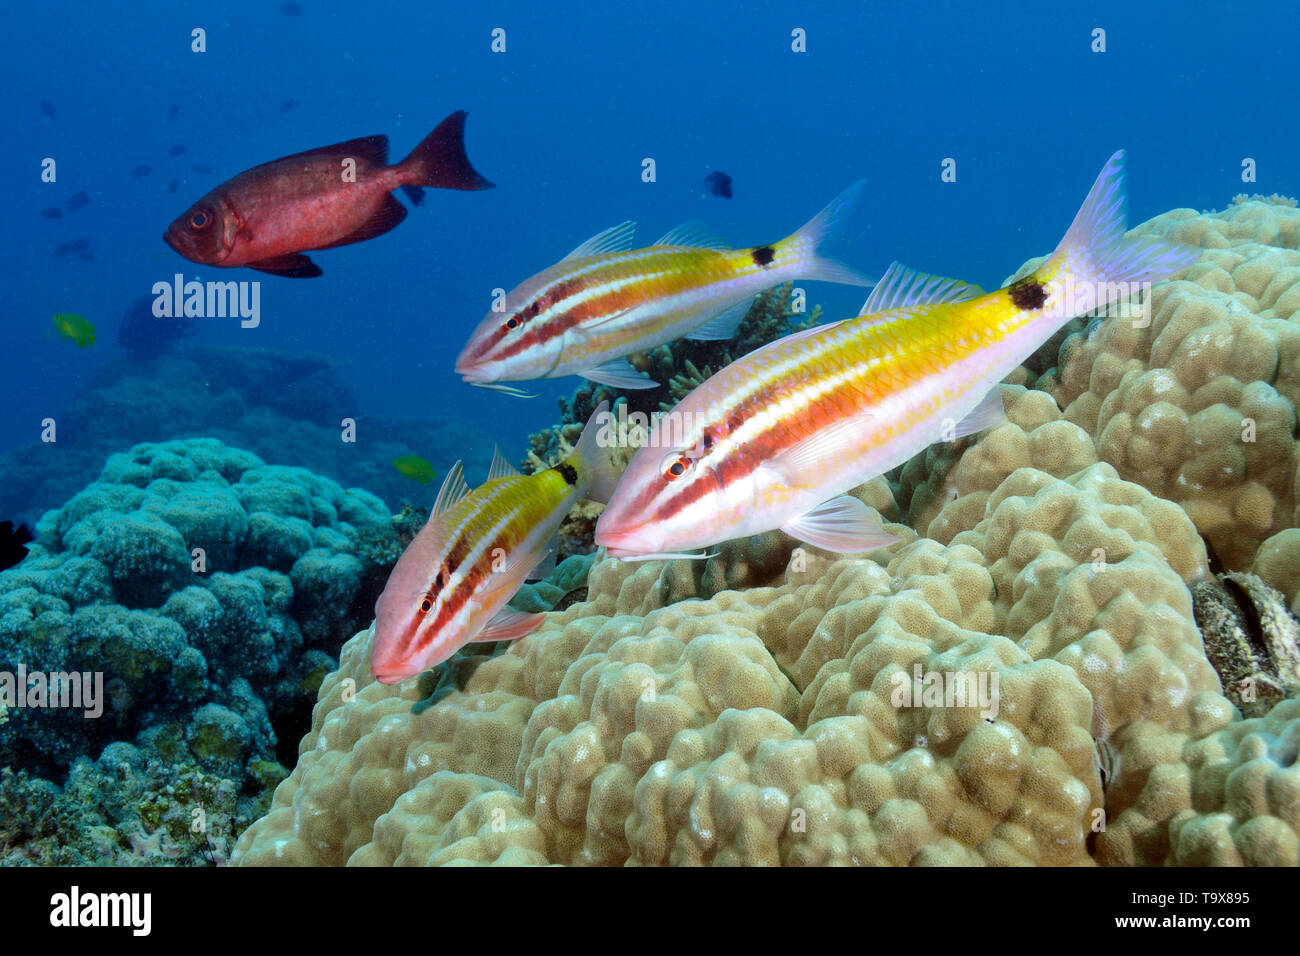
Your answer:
[400,110,495,192]
[780,180,876,287]
[1039,150,1199,314]
[567,400,624,504]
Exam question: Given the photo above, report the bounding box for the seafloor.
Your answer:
[5,195,1300,866]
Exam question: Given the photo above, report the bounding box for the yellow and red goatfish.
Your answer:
[594,151,1199,560]
[454,184,874,396]
[371,402,617,683]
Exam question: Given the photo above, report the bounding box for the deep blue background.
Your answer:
[5,0,1296,497]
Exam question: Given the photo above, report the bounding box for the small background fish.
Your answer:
[704,170,732,198]
[393,453,437,484]
[0,521,33,571]
[52,312,96,348]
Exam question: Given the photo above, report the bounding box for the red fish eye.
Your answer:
[662,453,693,481]
[418,598,433,615]
[189,210,211,230]
[504,316,520,330]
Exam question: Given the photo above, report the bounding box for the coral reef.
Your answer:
[163,199,1300,866]
[0,437,402,786]
[231,378,1299,867]
[0,345,496,527]
[1033,196,1300,580]
[0,741,282,866]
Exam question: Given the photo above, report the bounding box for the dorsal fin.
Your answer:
[858,261,984,316]
[487,446,521,480]
[259,134,389,170]
[431,460,470,516]
[564,221,637,260]
[653,221,731,249]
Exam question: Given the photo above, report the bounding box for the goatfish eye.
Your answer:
[418,597,433,615]
[661,452,694,481]
[503,315,521,331]
[188,208,212,231]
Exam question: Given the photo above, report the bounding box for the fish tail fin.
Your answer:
[566,400,623,504]
[779,179,875,287]
[1038,150,1198,316]
[399,111,495,191]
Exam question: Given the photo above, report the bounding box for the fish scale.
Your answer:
[370,402,618,684]
[595,151,1203,560]
[456,183,874,393]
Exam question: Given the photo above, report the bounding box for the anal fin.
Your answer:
[247,253,323,278]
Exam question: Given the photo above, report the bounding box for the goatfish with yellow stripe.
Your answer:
[595,151,1200,560]
[371,402,618,684]
[454,184,874,396]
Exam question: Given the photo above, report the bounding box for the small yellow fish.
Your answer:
[393,453,437,484]
[52,312,96,348]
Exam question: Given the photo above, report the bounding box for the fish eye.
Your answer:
[188,209,212,230]
[418,597,433,615]
[661,452,694,481]
[503,315,520,331]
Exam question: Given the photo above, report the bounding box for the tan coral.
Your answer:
[1100,698,1300,866]
[232,200,1300,868]
[1037,197,1300,576]
[232,442,1244,867]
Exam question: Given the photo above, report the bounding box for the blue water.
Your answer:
[5,0,1296,514]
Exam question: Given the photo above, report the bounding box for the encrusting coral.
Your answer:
[1034,195,1300,581]
[0,437,402,791]
[232,200,1300,867]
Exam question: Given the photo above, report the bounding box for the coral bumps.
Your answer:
[0,438,398,782]
[233,201,1300,867]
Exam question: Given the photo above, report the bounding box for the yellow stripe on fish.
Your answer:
[595,151,1201,560]
[371,401,618,683]
[454,185,874,395]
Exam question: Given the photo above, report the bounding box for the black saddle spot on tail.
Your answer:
[1008,276,1048,310]
[554,462,578,486]
[752,246,775,267]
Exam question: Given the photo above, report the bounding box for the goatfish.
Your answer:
[371,402,618,683]
[594,151,1199,560]
[454,183,874,397]
[163,111,493,278]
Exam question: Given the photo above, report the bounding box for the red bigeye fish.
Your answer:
[454,183,873,396]
[595,151,1199,560]
[163,111,493,278]
[370,402,619,684]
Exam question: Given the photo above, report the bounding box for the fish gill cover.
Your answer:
[1,0,1298,889]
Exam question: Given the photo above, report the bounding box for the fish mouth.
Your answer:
[594,518,668,560]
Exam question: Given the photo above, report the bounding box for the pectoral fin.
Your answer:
[580,358,658,389]
[471,606,546,642]
[685,297,753,341]
[949,389,1006,440]
[780,494,898,553]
